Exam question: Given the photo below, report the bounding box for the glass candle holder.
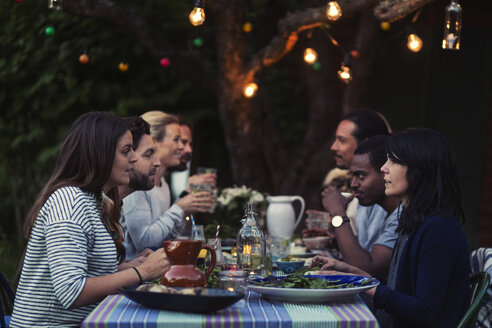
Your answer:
[217,270,248,293]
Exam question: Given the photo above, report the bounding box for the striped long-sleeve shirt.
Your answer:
[10,186,118,328]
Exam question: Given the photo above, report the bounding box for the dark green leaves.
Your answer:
[256,268,360,289]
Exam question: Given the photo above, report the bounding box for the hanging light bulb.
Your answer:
[326,1,342,21]
[303,48,318,64]
[337,53,353,84]
[79,53,89,64]
[118,62,129,72]
[45,26,55,36]
[442,0,462,50]
[243,22,253,33]
[48,0,62,10]
[337,64,352,83]
[407,34,421,52]
[243,82,258,98]
[189,0,205,26]
[407,33,423,52]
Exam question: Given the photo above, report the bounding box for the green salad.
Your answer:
[254,267,373,289]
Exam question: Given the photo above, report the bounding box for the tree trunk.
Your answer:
[213,0,273,191]
[278,30,340,208]
[343,12,381,113]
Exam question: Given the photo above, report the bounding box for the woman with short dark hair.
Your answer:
[11,112,169,327]
[313,128,470,327]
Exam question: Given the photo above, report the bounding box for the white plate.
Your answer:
[248,275,379,303]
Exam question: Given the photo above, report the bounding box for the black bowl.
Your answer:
[120,286,245,313]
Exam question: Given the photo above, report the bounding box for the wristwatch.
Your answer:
[331,215,350,228]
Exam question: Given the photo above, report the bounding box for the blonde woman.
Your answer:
[120,111,214,259]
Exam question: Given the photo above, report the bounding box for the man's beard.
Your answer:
[334,154,348,169]
[128,169,155,191]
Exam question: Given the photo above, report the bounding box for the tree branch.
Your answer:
[63,0,217,93]
[243,0,378,82]
[374,0,436,22]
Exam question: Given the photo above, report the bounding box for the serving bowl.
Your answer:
[274,259,305,274]
[302,236,330,250]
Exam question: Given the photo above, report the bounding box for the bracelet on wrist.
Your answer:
[132,267,143,285]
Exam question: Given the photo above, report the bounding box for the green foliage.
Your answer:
[0,0,219,248]
[0,231,24,283]
[206,268,221,288]
[0,4,219,291]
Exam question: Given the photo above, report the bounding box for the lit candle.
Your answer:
[218,270,248,293]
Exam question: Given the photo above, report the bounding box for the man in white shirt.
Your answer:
[170,115,217,199]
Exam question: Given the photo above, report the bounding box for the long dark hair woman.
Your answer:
[11,112,169,328]
[312,128,470,327]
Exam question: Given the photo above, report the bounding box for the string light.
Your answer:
[189,0,205,26]
[243,82,258,98]
[323,30,352,82]
[79,52,89,64]
[326,1,342,21]
[303,48,318,64]
[350,49,359,59]
[380,22,391,31]
[243,22,253,33]
[48,0,62,10]
[193,37,203,47]
[312,61,322,71]
[407,33,423,53]
[160,57,170,67]
[45,26,55,36]
[118,62,129,72]
[337,64,352,83]
[442,0,462,50]
[337,53,352,84]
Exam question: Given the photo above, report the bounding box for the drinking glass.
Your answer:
[191,224,205,242]
[190,183,213,194]
[207,238,225,268]
[269,236,291,261]
[197,167,217,175]
[190,182,216,213]
[196,168,218,213]
[224,247,238,270]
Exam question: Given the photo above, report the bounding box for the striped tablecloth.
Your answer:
[82,291,379,328]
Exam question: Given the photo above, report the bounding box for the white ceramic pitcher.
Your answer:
[266,195,305,238]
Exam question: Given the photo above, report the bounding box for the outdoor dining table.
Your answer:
[81,289,379,328]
